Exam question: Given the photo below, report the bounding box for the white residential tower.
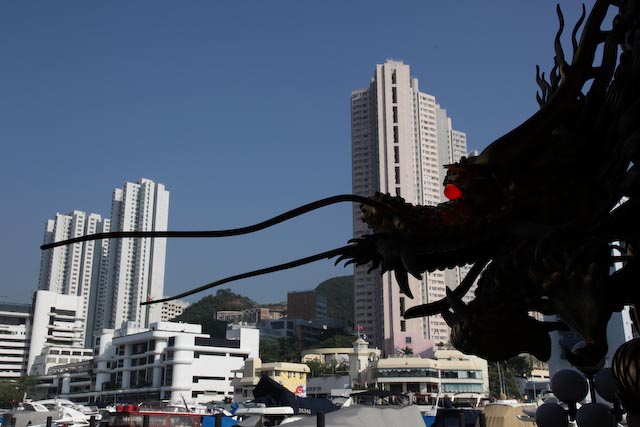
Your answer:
[38,210,110,347]
[101,178,170,332]
[351,60,470,355]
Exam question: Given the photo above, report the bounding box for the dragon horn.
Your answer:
[446,287,470,321]
[395,269,414,299]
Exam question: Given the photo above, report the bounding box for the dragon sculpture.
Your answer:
[337,0,640,367]
[43,0,640,370]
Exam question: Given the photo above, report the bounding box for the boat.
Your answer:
[482,401,537,427]
[412,392,484,427]
[276,405,426,427]
[231,403,303,426]
[33,399,102,422]
[3,401,92,427]
[230,374,340,426]
[106,404,238,427]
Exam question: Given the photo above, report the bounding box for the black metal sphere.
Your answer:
[611,338,640,415]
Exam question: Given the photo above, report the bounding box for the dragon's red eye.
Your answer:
[444,184,463,200]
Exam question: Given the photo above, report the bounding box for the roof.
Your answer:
[374,357,438,369]
[260,362,310,373]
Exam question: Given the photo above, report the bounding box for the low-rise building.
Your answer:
[31,322,259,405]
[433,349,489,397]
[160,299,189,322]
[364,356,440,395]
[259,318,349,345]
[287,290,327,321]
[28,291,87,373]
[304,340,489,402]
[0,302,31,379]
[217,308,272,324]
[231,358,309,402]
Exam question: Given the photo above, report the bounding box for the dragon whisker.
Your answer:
[41,194,401,250]
[141,245,353,305]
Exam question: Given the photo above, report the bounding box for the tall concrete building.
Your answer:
[101,178,170,332]
[38,210,110,346]
[351,60,469,355]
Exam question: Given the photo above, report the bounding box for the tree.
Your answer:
[305,360,327,377]
[488,356,532,400]
[305,359,349,378]
[259,337,305,363]
[315,276,353,324]
[0,376,35,408]
[259,337,282,363]
[315,334,356,349]
[172,289,256,338]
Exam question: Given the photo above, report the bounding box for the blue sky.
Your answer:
[0,1,596,305]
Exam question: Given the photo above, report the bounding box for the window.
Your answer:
[400,320,406,332]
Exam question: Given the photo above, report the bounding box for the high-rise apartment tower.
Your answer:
[36,178,169,364]
[101,178,170,332]
[351,60,469,355]
[38,210,110,346]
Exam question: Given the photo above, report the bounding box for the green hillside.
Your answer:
[315,275,354,324]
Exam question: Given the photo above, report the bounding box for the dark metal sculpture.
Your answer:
[338,0,640,367]
[44,0,640,400]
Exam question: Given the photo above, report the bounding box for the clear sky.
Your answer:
[0,1,596,305]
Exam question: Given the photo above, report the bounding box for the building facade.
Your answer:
[216,307,276,324]
[38,210,110,347]
[160,299,189,322]
[30,323,259,404]
[287,290,327,321]
[101,178,170,332]
[0,303,31,379]
[231,358,310,402]
[37,178,170,346]
[27,290,89,373]
[351,60,469,355]
[302,340,488,401]
[258,318,350,345]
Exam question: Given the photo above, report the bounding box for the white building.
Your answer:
[546,308,635,377]
[32,323,259,404]
[303,340,488,401]
[27,290,91,373]
[101,178,170,332]
[0,302,31,379]
[351,60,470,355]
[303,338,382,396]
[38,210,110,347]
[160,299,189,322]
[30,348,94,398]
[433,348,489,397]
